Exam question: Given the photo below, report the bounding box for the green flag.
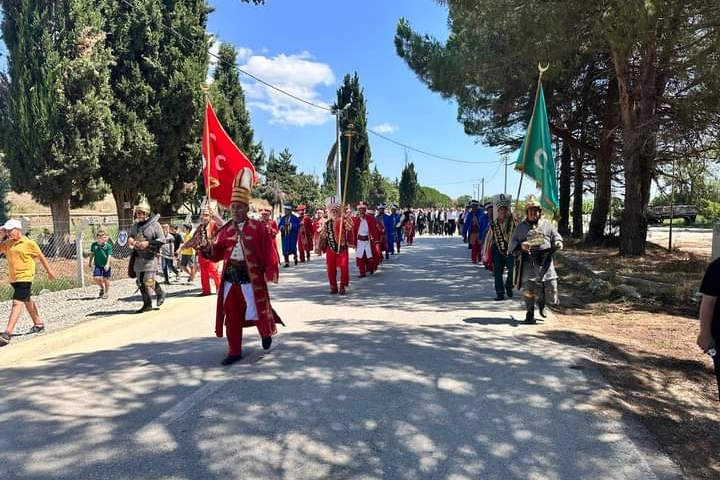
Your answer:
[515,85,559,213]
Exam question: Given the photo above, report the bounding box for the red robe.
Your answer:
[352,213,380,273]
[261,218,280,267]
[207,219,280,343]
[298,215,314,252]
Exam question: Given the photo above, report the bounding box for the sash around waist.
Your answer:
[225,262,250,284]
[357,235,370,241]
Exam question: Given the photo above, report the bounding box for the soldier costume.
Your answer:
[129,199,166,313]
[201,168,283,365]
[488,194,516,300]
[508,197,563,324]
[296,205,314,263]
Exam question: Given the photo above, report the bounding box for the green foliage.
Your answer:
[395,0,720,256]
[148,0,209,215]
[582,199,594,215]
[700,200,720,224]
[259,148,322,209]
[415,186,452,209]
[456,194,472,207]
[335,73,371,204]
[367,166,399,207]
[399,162,419,207]
[2,0,116,237]
[0,158,10,224]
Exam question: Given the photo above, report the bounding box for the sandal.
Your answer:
[28,324,45,334]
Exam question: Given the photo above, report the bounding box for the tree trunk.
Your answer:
[49,198,72,258]
[558,141,571,236]
[615,51,658,256]
[587,135,613,242]
[571,149,584,238]
[113,188,137,232]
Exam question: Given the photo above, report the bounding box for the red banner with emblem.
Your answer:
[202,101,257,207]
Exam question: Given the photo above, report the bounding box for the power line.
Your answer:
[368,130,499,165]
[118,0,496,165]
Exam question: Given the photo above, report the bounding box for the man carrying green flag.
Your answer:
[515,84,559,214]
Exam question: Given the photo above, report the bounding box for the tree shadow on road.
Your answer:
[542,329,720,479]
[0,320,680,479]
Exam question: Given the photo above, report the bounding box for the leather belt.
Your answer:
[357,235,370,241]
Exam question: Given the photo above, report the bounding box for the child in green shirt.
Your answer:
[89,230,113,299]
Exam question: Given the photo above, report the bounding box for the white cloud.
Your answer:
[371,123,399,135]
[239,50,335,127]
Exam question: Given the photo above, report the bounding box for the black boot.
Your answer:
[155,284,166,307]
[136,286,153,314]
[538,301,547,318]
[506,286,514,298]
[262,336,272,350]
[524,301,536,324]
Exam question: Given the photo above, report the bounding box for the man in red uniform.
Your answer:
[260,208,280,268]
[312,208,325,254]
[352,201,380,278]
[201,168,283,366]
[196,204,222,296]
[317,202,353,294]
[296,205,314,263]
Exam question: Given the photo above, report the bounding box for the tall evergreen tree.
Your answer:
[335,73,371,205]
[2,0,115,240]
[101,0,163,228]
[399,162,419,207]
[151,0,210,217]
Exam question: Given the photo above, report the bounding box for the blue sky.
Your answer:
[209,0,539,202]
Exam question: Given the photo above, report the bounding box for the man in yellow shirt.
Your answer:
[0,219,56,346]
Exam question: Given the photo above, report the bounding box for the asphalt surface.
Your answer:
[0,236,683,479]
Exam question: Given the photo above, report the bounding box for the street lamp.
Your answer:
[332,103,351,202]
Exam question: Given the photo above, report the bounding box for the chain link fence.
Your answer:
[0,214,191,301]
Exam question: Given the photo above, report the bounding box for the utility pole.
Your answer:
[481,178,485,202]
[332,103,351,203]
[472,183,480,201]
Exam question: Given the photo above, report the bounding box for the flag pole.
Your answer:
[514,63,549,213]
[201,86,213,203]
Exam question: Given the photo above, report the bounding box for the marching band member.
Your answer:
[352,202,380,277]
[317,202,354,294]
[296,205,314,263]
[200,168,283,365]
[509,196,563,324]
[278,203,300,268]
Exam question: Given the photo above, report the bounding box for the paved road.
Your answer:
[0,236,682,479]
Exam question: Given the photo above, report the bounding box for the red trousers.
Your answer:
[470,241,481,263]
[223,283,273,356]
[198,256,220,294]
[326,248,349,291]
[356,253,374,276]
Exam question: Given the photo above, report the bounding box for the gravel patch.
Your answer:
[0,276,205,345]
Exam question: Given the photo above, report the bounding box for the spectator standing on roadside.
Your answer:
[697,256,720,400]
[0,219,56,347]
[89,230,112,298]
[170,225,183,281]
[178,224,196,282]
[159,223,178,285]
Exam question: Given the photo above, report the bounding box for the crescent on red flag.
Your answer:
[202,100,257,207]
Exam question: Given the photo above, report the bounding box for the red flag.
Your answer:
[202,101,257,207]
